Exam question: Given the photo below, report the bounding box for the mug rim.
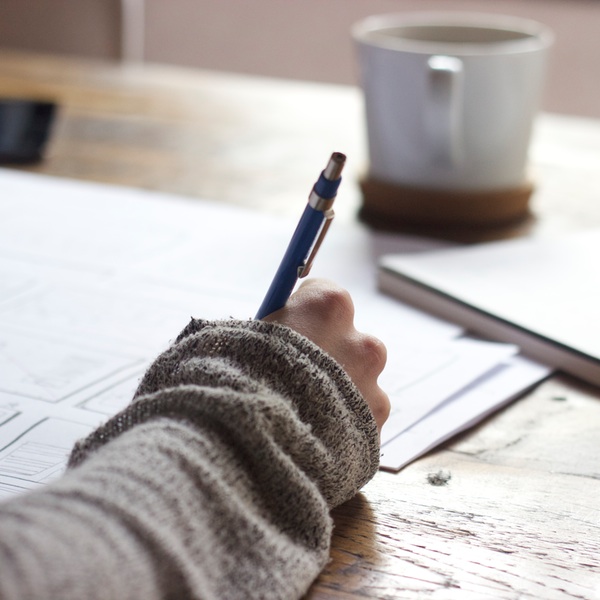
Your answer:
[352,12,555,55]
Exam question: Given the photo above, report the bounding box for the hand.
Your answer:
[262,279,390,432]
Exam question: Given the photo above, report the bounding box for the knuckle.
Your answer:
[358,334,387,373]
[309,286,354,322]
[373,389,391,425]
[378,391,391,423]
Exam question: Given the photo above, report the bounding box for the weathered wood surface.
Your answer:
[318,376,600,599]
[1,50,599,599]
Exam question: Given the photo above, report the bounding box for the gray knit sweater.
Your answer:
[0,319,380,600]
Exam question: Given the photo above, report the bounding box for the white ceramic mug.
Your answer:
[352,13,554,191]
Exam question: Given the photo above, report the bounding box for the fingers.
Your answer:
[349,331,390,430]
[268,279,355,351]
[263,279,391,432]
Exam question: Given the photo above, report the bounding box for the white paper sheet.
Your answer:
[380,338,519,445]
[379,356,551,471]
[0,168,551,492]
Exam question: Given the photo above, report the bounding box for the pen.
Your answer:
[255,151,346,319]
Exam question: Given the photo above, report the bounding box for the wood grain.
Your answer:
[316,376,600,599]
[2,50,599,599]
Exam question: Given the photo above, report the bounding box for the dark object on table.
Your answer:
[0,99,57,164]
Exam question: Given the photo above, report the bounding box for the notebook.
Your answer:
[378,229,600,387]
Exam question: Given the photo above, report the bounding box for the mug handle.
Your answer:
[426,55,464,166]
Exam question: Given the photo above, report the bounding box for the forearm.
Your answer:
[0,319,380,600]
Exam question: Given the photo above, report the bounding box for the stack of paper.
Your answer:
[0,170,550,497]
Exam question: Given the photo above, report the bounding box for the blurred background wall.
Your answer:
[0,0,598,118]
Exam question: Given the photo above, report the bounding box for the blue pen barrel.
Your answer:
[255,152,345,319]
[255,204,325,319]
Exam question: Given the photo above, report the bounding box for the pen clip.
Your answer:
[297,209,334,278]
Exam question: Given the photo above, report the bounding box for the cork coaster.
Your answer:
[359,176,535,241]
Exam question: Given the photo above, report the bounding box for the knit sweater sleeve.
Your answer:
[0,319,380,600]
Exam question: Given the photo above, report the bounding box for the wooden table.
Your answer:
[1,50,599,599]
